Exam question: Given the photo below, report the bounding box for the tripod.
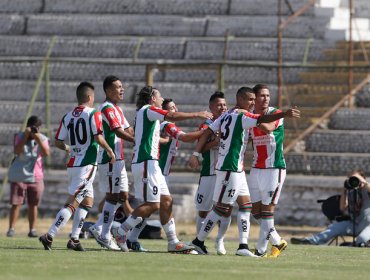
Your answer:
[347,188,361,246]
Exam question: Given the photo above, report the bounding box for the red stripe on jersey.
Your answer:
[93,111,103,134]
[164,123,182,139]
[199,123,209,131]
[244,112,260,119]
[272,110,282,128]
[114,105,126,159]
[102,107,121,130]
[55,120,64,140]
[252,127,267,136]
[149,106,168,116]
[255,145,268,168]
[67,157,76,168]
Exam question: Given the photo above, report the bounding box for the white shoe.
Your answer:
[236,248,259,257]
[111,227,129,252]
[215,239,227,255]
[96,235,120,251]
[88,225,101,240]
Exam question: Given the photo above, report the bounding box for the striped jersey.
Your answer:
[199,119,218,176]
[98,100,130,164]
[55,105,103,167]
[209,108,259,172]
[250,107,286,169]
[132,105,168,164]
[159,121,184,176]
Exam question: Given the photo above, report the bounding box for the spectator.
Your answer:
[7,116,50,237]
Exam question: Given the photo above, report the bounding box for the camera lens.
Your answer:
[348,176,360,189]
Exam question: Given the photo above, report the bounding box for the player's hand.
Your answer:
[107,149,116,164]
[196,111,213,120]
[284,107,300,118]
[188,155,200,170]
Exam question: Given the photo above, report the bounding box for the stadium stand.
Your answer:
[0,0,369,225]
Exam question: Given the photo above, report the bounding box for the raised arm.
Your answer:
[257,107,300,124]
[165,111,212,122]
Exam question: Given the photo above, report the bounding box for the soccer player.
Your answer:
[248,84,289,257]
[189,87,300,256]
[39,82,116,251]
[112,85,212,253]
[89,75,135,251]
[191,91,231,255]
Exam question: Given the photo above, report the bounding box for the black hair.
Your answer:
[209,91,225,104]
[236,86,254,99]
[252,84,269,96]
[26,115,42,127]
[103,75,120,93]
[76,81,94,104]
[162,98,173,110]
[136,85,156,110]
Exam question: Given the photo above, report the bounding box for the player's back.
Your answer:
[56,105,101,167]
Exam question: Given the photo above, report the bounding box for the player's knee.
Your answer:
[199,211,208,218]
[160,195,173,208]
[214,203,232,217]
[118,192,129,204]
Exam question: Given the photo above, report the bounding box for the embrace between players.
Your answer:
[39,75,300,258]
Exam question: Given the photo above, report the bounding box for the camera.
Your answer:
[30,126,38,133]
[344,176,361,190]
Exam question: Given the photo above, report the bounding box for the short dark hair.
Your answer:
[26,115,42,127]
[209,91,225,104]
[76,81,94,104]
[162,98,173,110]
[136,85,156,110]
[253,84,269,95]
[236,86,254,99]
[103,75,120,93]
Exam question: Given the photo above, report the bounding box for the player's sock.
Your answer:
[162,218,180,244]
[237,202,252,245]
[197,210,220,242]
[216,215,231,242]
[71,204,90,240]
[94,203,120,232]
[196,215,205,234]
[48,204,75,238]
[118,215,143,235]
[100,201,116,240]
[256,211,275,253]
[127,218,146,242]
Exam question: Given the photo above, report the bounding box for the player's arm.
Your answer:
[188,128,214,169]
[256,107,300,124]
[160,136,170,144]
[55,139,70,153]
[165,111,212,122]
[200,131,220,153]
[178,129,204,143]
[257,122,277,134]
[94,134,116,163]
[114,127,134,143]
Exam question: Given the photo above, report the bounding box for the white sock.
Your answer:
[101,201,116,240]
[257,212,277,253]
[162,218,179,244]
[127,219,147,242]
[196,215,205,234]
[216,215,231,242]
[94,203,120,232]
[71,205,89,240]
[197,210,220,242]
[48,205,74,238]
[237,210,251,245]
[118,215,143,235]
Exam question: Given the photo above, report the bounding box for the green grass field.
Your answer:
[1,236,370,280]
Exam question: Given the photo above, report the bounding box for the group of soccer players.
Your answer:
[38,75,300,258]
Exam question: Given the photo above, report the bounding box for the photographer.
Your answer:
[291,170,370,246]
[6,116,50,237]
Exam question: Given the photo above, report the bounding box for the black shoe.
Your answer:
[28,230,38,238]
[291,237,313,245]
[67,239,86,251]
[191,238,208,255]
[39,234,53,250]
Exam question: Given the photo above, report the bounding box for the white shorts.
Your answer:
[195,175,216,212]
[213,170,250,205]
[132,160,170,203]
[98,160,129,194]
[67,165,96,204]
[247,168,286,205]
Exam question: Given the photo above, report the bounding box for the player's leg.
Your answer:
[195,176,215,233]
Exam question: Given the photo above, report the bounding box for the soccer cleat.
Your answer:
[253,249,267,258]
[67,239,86,252]
[127,240,148,252]
[88,225,101,241]
[168,241,196,254]
[190,239,208,255]
[96,235,121,251]
[111,227,129,252]
[291,237,314,245]
[236,248,259,257]
[6,229,15,237]
[28,229,38,238]
[39,234,53,251]
[215,239,227,255]
[270,239,288,258]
